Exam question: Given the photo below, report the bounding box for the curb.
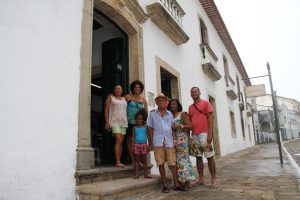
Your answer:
[282,139,300,176]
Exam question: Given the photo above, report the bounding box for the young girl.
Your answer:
[132,109,151,178]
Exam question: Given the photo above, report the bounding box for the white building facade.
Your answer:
[0,0,255,199]
[255,94,300,141]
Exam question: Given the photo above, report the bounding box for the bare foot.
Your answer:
[211,178,217,189]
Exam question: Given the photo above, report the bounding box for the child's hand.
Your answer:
[149,143,154,151]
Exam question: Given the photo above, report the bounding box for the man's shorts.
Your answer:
[111,126,127,135]
[192,133,215,158]
[133,144,149,155]
[154,145,176,166]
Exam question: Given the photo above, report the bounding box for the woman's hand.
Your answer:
[173,140,178,150]
[172,124,181,130]
[105,122,110,130]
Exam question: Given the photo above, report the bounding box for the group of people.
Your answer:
[105,80,216,193]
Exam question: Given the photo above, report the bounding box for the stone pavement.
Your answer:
[284,138,300,167]
[135,143,300,200]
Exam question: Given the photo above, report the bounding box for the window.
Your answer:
[199,18,208,44]
[223,56,229,86]
[230,111,237,137]
[156,56,181,100]
[160,70,172,99]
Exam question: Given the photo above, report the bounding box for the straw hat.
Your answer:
[155,93,169,101]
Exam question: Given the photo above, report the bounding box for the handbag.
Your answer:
[188,137,200,156]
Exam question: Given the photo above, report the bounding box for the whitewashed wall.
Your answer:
[139,0,255,172]
[0,0,83,199]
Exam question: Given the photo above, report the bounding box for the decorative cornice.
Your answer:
[124,0,148,24]
[226,90,238,100]
[202,62,222,81]
[199,0,251,86]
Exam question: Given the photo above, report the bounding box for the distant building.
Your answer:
[253,94,300,143]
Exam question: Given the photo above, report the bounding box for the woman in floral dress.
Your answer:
[168,99,196,188]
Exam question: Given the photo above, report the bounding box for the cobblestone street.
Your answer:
[136,143,300,200]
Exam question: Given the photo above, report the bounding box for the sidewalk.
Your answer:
[136,143,300,200]
[284,138,300,167]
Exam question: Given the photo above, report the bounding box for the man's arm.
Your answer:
[207,112,214,143]
[148,127,154,151]
[172,129,178,150]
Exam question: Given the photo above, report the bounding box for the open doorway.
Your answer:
[91,9,129,166]
[209,96,220,156]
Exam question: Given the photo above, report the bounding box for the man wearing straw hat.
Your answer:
[148,93,187,193]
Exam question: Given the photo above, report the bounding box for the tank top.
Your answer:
[127,99,145,125]
[109,96,128,128]
[134,126,147,144]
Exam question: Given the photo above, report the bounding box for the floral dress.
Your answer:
[174,112,196,182]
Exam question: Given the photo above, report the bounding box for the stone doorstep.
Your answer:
[75,164,153,185]
[76,175,162,200]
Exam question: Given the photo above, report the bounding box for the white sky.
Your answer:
[214,0,300,102]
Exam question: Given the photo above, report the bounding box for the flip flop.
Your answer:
[144,174,152,178]
[133,175,140,179]
[173,185,188,191]
[115,163,125,168]
[194,182,204,187]
[162,186,169,193]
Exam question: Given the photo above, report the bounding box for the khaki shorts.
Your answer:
[192,133,215,158]
[111,126,127,135]
[154,146,176,166]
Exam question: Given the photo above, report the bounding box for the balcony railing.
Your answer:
[147,0,189,45]
[200,44,218,65]
[226,76,237,100]
[157,0,185,26]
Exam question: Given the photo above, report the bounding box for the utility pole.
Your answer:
[267,62,283,165]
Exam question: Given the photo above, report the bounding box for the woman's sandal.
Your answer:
[194,182,204,187]
[144,174,152,178]
[133,175,140,179]
[115,163,125,168]
[162,186,169,193]
[173,185,188,191]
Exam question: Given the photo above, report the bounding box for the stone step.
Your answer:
[76,175,162,200]
[75,164,153,185]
